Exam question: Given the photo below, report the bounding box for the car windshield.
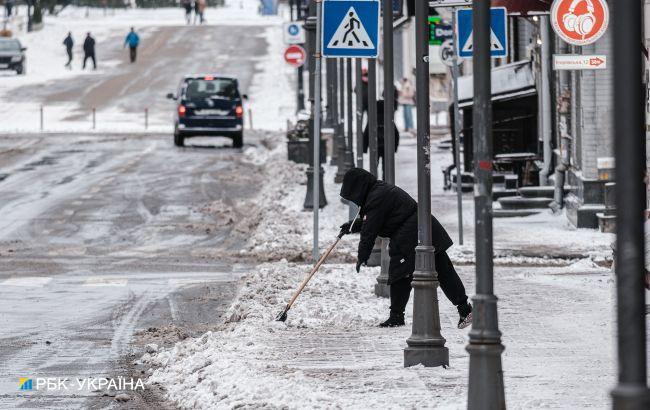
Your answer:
[184,78,237,100]
[0,40,21,52]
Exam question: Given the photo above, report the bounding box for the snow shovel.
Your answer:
[276,208,360,322]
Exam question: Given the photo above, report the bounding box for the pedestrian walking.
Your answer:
[397,77,415,133]
[193,0,201,24]
[362,100,399,180]
[82,32,96,70]
[182,0,192,24]
[339,168,473,329]
[5,0,14,17]
[197,0,207,24]
[63,32,74,69]
[124,27,140,63]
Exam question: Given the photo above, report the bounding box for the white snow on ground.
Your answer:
[143,260,617,409]
[0,1,290,132]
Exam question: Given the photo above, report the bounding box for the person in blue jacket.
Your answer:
[124,27,140,63]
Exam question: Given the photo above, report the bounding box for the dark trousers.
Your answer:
[129,46,137,63]
[83,53,96,69]
[65,48,73,67]
[389,251,468,316]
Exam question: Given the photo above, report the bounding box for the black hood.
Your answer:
[340,168,377,207]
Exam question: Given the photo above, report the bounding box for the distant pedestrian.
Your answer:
[182,0,192,24]
[5,0,14,17]
[197,0,207,24]
[193,0,201,24]
[397,77,415,133]
[362,100,399,180]
[82,32,96,70]
[124,27,140,63]
[63,32,74,69]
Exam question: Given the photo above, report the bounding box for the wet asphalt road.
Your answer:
[0,22,270,409]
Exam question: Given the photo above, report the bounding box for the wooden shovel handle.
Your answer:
[286,237,341,309]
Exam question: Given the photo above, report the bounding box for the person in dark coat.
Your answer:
[363,100,399,180]
[63,32,74,69]
[82,32,96,70]
[339,168,472,328]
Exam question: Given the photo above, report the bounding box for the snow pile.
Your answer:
[144,261,393,409]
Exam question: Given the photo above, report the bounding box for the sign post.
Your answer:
[451,10,463,245]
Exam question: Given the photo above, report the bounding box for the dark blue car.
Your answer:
[167,75,246,148]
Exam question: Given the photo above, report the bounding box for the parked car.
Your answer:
[167,75,247,148]
[0,38,26,75]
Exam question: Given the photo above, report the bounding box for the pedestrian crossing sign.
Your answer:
[322,0,379,58]
[456,7,508,59]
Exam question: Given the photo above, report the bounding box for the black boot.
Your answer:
[457,302,472,329]
[379,312,405,327]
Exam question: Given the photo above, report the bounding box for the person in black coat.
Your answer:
[63,32,73,69]
[362,100,399,180]
[339,168,472,328]
[82,32,96,70]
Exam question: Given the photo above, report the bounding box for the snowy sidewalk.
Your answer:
[143,260,615,409]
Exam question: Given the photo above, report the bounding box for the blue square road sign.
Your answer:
[456,7,508,59]
[322,0,380,58]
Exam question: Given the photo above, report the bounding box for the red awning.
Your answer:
[492,0,552,15]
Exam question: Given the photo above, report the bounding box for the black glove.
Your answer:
[339,218,362,236]
[355,259,364,273]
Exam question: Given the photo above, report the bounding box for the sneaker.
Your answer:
[379,314,405,328]
[458,311,472,329]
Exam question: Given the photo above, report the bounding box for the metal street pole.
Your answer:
[311,0,324,262]
[611,0,650,408]
[355,59,364,169]
[303,1,326,212]
[368,57,384,271]
[368,59,378,176]
[382,0,395,185]
[296,1,306,112]
[403,0,448,368]
[346,58,357,219]
[466,2,506,408]
[335,58,348,183]
[378,0,396,297]
[452,10,463,245]
[329,58,339,165]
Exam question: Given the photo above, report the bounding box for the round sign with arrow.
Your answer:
[439,39,461,67]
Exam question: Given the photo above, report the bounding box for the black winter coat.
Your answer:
[340,168,453,284]
[362,100,399,157]
[83,36,95,54]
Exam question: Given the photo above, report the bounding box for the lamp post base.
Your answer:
[611,385,650,410]
[404,345,449,368]
[303,166,327,209]
[367,241,382,267]
[374,281,390,298]
[467,343,506,410]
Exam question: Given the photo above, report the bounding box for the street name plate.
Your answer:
[553,54,607,70]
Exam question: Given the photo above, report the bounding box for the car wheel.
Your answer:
[16,64,24,75]
[232,132,243,148]
[174,132,185,147]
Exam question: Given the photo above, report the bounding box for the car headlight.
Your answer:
[10,56,21,63]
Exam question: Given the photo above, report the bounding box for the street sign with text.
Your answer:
[456,7,508,59]
[428,16,453,45]
[553,54,607,70]
[322,0,380,58]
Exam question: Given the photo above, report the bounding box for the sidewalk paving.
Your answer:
[143,261,616,409]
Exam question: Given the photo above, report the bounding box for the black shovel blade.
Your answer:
[276,307,289,322]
